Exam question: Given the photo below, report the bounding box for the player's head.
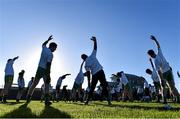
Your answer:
[147,49,156,58]
[7,59,12,62]
[81,54,88,61]
[146,69,152,75]
[117,71,123,77]
[19,70,25,77]
[49,42,57,52]
[31,77,35,81]
[21,70,25,73]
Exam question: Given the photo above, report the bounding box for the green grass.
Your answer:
[0,100,180,118]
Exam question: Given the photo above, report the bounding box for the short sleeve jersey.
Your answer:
[4,60,14,76]
[56,76,66,87]
[28,80,33,88]
[120,72,129,85]
[85,50,103,75]
[151,67,160,82]
[75,67,84,85]
[18,77,25,88]
[154,48,170,73]
[38,45,53,69]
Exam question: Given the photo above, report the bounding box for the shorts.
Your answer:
[5,75,14,83]
[154,81,161,89]
[35,67,46,79]
[163,70,173,81]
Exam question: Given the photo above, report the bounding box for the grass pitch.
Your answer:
[0,100,180,118]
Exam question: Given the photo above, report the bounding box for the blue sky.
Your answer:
[0,0,180,90]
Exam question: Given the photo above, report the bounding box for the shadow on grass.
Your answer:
[1,103,71,118]
[94,102,180,111]
[3,102,24,105]
[1,103,37,118]
[38,105,71,118]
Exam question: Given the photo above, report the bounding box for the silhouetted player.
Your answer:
[1,56,19,103]
[116,71,133,101]
[147,35,180,103]
[71,61,85,101]
[16,70,25,103]
[81,36,111,105]
[146,58,161,102]
[25,77,34,96]
[56,74,71,102]
[26,35,57,106]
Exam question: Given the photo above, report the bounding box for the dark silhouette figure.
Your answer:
[147,35,180,103]
[16,70,25,103]
[71,61,85,102]
[25,77,34,96]
[56,74,71,102]
[1,56,19,103]
[146,58,161,102]
[61,85,69,102]
[26,35,57,106]
[81,36,111,105]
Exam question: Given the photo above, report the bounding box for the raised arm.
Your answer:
[13,56,19,61]
[149,58,155,69]
[177,71,180,78]
[42,35,53,46]
[91,36,97,51]
[80,61,85,69]
[64,73,71,77]
[61,74,71,79]
[151,35,160,49]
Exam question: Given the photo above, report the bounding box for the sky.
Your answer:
[0,0,180,90]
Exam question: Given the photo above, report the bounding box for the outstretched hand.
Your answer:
[150,35,160,48]
[177,71,180,78]
[13,56,19,61]
[91,36,96,42]
[65,74,71,76]
[150,35,156,41]
[48,35,53,41]
[61,74,71,79]
[42,35,53,46]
